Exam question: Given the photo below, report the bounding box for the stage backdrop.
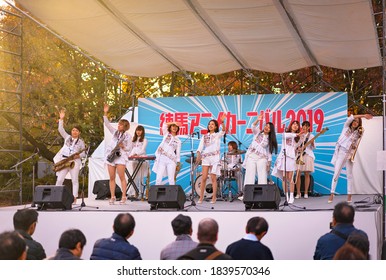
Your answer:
[137,91,381,196]
[88,92,383,198]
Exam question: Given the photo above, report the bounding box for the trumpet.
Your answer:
[350,126,364,163]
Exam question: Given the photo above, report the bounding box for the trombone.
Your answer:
[333,126,364,182]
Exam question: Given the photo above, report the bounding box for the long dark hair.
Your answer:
[208,119,219,133]
[132,125,145,142]
[349,117,362,131]
[267,122,278,154]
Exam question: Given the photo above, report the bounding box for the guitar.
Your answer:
[296,127,329,165]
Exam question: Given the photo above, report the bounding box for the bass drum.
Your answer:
[194,174,219,199]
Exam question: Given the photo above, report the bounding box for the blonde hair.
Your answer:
[118,119,130,131]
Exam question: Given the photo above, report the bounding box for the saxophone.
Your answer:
[53,147,88,172]
[106,137,125,163]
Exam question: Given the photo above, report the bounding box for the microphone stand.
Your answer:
[73,147,99,211]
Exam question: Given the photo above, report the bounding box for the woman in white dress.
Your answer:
[127,125,148,199]
[196,114,226,204]
[103,104,132,204]
[272,120,302,204]
[295,121,315,199]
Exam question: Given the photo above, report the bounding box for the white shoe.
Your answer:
[304,194,308,199]
[295,194,301,199]
[289,193,294,204]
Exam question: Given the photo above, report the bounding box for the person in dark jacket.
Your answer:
[314,202,368,260]
[178,218,231,260]
[90,213,141,260]
[0,231,27,260]
[48,229,87,260]
[13,209,46,260]
[226,216,274,260]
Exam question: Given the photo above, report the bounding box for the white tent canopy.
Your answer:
[16,0,381,77]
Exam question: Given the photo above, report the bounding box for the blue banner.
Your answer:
[138,92,348,195]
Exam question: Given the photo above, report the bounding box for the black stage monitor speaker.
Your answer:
[243,184,281,210]
[148,185,186,210]
[92,180,122,200]
[33,185,73,211]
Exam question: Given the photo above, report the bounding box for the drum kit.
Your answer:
[186,149,246,201]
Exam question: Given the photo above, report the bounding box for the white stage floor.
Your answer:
[0,194,383,260]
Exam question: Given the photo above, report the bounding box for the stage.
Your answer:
[0,194,383,260]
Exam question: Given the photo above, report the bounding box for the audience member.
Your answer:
[346,232,370,259]
[48,229,86,260]
[160,214,198,260]
[0,231,27,260]
[90,213,141,260]
[313,202,367,260]
[333,243,366,260]
[225,216,274,260]
[13,209,46,260]
[178,218,232,260]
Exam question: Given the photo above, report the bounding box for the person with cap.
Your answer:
[160,214,198,260]
[152,119,181,185]
[54,108,86,204]
[103,104,133,205]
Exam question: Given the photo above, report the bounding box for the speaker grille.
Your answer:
[148,185,186,210]
[243,184,281,210]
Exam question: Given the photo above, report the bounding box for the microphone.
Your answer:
[223,133,226,144]
[196,130,200,139]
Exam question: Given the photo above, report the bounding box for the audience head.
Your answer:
[333,243,366,260]
[333,202,355,225]
[347,232,370,259]
[171,214,193,236]
[246,216,269,240]
[197,218,218,244]
[113,213,136,239]
[58,229,86,257]
[0,231,27,260]
[13,209,39,234]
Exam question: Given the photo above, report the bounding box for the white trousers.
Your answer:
[244,155,268,186]
[155,155,176,185]
[330,148,353,194]
[55,160,81,197]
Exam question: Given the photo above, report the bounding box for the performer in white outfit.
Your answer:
[152,122,181,185]
[272,120,302,204]
[221,141,244,195]
[127,125,148,199]
[54,109,86,203]
[103,104,132,205]
[196,114,227,204]
[243,113,278,188]
[328,113,372,203]
[295,121,315,199]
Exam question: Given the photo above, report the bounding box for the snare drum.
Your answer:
[194,174,220,199]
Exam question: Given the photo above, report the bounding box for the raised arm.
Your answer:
[58,109,69,139]
[103,104,116,134]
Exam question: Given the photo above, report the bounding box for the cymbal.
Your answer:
[227,150,246,155]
